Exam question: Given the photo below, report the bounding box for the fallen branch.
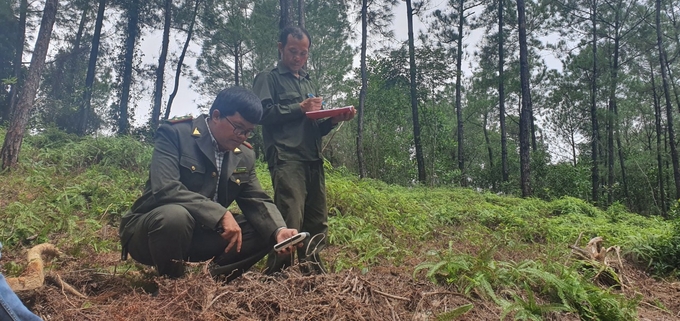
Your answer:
[564,232,585,266]
[373,289,410,302]
[6,243,61,292]
[640,300,672,314]
[568,245,592,260]
[384,296,400,320]
[46,272,87,299]
[567,236,624,289]
[611,245,626,292]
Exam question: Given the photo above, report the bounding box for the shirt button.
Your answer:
[212,172,217,177]
[236,179,241,185]
[191,165,196,171]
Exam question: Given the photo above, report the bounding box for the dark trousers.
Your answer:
[124,204,271,280]
[266,160,328,274]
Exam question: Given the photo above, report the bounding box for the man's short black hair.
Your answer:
[279,26,311,47]
[209,87,262,124]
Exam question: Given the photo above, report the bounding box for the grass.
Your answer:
[0,129,677,319]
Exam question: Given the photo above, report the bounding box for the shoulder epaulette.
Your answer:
[165,115,193,124]
[242,141,253,149]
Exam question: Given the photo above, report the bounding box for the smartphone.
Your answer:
[274,232,310,252]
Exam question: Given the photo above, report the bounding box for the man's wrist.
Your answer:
[272,227,285,242]
[296,102,307,115]
[215,210,233,232]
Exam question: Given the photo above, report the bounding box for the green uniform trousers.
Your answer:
[266,160,328,274]
[125,204,271,280]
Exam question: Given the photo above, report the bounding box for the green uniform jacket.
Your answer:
[252,62,335,167]
[119,115,285,248]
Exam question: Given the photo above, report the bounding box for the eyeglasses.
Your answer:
[225,117,255,139]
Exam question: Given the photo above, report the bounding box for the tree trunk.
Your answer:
[604,5,620,206]
[517,0,532,197]
[234,42,240,86]
[4,0,28,123]
[666,3,680,113]
[571,129,577,166]
[664,123,670,200]
[526,0,537,153]
[405,0,426,184]
[298,0,305,28]
[483,110,494,177]
[615,130,628,204]
[606,50,614,206]
[498,0,508,183]
[118,0,140,135]
[356,0,368,178]
[656,0,680,200]
[608,12,629,207]
[1,0,58,170]
[650,60,666,217]
[455,0,465,186]
[50,53,66,99]
[666,62,680,116]
[166,0,200,120]
[279,0,292,30]
[152,0,172,130]
[78,0,106,136]
[590,0,600,204]
[530,101,537,151]
[65,3,89,96]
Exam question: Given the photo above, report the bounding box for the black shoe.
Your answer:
[163,260,186,279]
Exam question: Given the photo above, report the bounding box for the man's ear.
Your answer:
[277,42,283,53]
[211,109,221,120]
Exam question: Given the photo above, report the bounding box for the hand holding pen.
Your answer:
[300,93,324,113]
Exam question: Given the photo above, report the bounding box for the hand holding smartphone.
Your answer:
[274,232,309,253]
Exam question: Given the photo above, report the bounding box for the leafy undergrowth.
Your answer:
[1,130,679,320]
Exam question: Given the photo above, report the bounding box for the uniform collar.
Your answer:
[194,115,242,175]
[192,115,217,169]
[276,61,309,79]
[204,116,225,154]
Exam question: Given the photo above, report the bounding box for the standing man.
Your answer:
[252,26,355,274]
[119,87,300,280]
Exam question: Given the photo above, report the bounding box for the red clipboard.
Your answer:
[305,106,355,120]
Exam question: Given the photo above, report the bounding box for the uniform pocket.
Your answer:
[229,172,250,186]
[279,91,302,105]
[179,156,205,191]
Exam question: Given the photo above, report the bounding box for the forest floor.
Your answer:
[5,234,680,321]
[3,133,679,320]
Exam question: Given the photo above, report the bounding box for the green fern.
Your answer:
[436,303,473,321]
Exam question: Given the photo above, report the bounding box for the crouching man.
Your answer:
[119,87,299,280]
